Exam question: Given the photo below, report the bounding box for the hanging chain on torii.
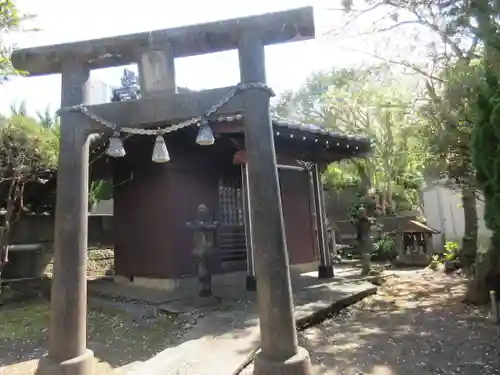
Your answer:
[56,81,275,163]
[57,82,274,135]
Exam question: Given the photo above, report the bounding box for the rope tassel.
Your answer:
[196,121,215,146]
[152,135,170,163]
[106,132,126,158]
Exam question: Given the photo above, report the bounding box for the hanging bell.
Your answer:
[196,121,215,146]
[152,135,170,163]
[106,131,126,158]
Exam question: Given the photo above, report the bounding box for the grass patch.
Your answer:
[0,301,49,341]
[0,299,181,368]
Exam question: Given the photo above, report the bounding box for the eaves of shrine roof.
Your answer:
[211,114,372,157]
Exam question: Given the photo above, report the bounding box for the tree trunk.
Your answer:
[465,230,500,305]
[460,185,478,269]
[355,162,371,196]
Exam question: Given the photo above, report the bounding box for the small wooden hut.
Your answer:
[394,219,440,266]
[101,104,371,290]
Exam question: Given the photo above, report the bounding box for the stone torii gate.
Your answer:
[12,7,316,375]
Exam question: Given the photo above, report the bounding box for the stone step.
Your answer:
[128,281,378,375]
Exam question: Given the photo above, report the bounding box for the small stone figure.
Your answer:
[111,69,140,102]
[186,204,218,297]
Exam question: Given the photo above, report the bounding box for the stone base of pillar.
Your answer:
[253,346,313,375]
[36,349,96,375]
[317,264,334,279]
[246,275,257,291]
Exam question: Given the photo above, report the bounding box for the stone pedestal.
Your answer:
[254,347,313,375]
[317,264,334,279]
[246,275,257,291]
[36,349,95,375]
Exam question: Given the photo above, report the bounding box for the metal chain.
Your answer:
[296,160,314,170]
[57,82,274,136]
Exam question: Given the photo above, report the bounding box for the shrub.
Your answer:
[372,234,396,261]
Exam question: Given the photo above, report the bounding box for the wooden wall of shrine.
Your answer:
[111,131,317,280]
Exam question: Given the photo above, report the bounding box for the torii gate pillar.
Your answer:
[36,58,95,375]
[238,34,312,374]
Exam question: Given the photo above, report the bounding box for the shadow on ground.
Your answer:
[1,266,371,373]
[296,272,500,375]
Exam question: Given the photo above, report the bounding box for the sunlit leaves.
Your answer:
[0,0,34,82]
[274,66,426,211]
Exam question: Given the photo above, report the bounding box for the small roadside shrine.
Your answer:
[394,219,440,266]
[11,7,370,375]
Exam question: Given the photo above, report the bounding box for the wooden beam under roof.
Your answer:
[11,7,315,76]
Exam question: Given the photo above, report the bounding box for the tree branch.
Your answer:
[335,46,446,83]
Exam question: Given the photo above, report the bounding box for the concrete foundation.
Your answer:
[114,262,319,292]
[35,349,96,375]
[253,346,313,375]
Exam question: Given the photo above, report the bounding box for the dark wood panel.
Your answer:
[279,169,317,264]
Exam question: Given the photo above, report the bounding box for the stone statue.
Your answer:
[186,204,218,297]
[355,206,375,276]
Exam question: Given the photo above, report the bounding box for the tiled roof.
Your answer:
[212,114,371,146]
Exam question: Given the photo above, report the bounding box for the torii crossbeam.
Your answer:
[12,7,316,375]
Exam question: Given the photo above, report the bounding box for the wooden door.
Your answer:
[279,169,317,265]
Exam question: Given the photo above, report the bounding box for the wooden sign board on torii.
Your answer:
[11,7,316,375]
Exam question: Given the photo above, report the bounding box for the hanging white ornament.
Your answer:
[196,121,215,146]
[152,135,170,163]
[106,132,126,158]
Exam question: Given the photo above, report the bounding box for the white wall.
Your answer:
[422,184,491,251]
[90,199,113,215]
[87,77,111,105]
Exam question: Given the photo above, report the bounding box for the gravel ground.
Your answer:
[296,269,500,375]
[4,270,500,375]
[239,269,500,375]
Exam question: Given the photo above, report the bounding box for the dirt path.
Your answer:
[295,269,500,375]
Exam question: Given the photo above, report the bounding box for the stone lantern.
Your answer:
[186,204,218,297]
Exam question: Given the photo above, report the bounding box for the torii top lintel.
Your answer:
[11,6,315,76]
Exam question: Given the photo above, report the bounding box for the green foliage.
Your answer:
[35,106,58,129]
[444,241,460,261]
[348,194,366,223]
[0,0,34,81]
[429,255,441,270]
[0,114,59,260]
[324,161,360,190]
[275,66,426,214]
[0,114,59,171]
[420,63,478,186]
[430,241,459,267]
[372,234,396,261]
[89,180,113,206]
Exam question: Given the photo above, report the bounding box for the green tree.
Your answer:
[0,113,58,276]
[459,0,500,303]
[340,0,481,275]
[0,0,33,82]
[275,66,428,274]
[275,66,426,213]
[419,63,479,269]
